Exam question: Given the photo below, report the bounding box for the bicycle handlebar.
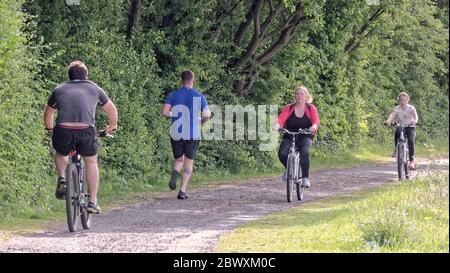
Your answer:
[384,122,414,128]
[278,128,312,135]
[97,129,116,138]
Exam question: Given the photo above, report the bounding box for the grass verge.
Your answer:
[217,172,449,253]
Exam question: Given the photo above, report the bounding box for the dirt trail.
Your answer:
[0,157,448,253]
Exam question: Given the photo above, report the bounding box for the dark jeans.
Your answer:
[395,127,416,161]
[278,136,313,178]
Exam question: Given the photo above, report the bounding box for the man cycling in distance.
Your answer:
[44,60,118,214]
[161,70,211,199]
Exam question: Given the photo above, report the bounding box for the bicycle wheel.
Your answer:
[404,145,410,180]
[296,182,304,201]
[286,155,296,202]
[396,144,404,180]
[405,163,410,179]
[65,163,80,232]
[79,161,91,230]
[296,155,303,201]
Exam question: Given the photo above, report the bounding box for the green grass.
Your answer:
[0,138,448,240]
[217,172,449,253]
[415,138,449,158]
[312,137,448,169]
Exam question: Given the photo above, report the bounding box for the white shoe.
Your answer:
[302,178,311,188]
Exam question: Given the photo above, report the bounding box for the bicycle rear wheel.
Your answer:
[65,163,80,232]
[286,155,296,202]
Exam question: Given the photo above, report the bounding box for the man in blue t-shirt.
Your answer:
[161,70,211,199]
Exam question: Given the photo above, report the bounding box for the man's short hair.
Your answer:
[181,70,195,83]
[68,60,88,80]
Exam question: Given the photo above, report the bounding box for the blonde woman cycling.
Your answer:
[275,86,320,188]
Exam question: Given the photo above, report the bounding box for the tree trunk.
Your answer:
[162,0,177,27]
[126,0,142,41]
[232,3,306,95]
[345,7,384,54]
[257,7,304,66]
[234,0,260,46]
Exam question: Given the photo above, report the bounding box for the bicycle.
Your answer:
[386,122,413,180]
[64,130,113,232]
[278,128,312,202]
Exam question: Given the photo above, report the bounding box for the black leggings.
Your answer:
[278,136,313,178]
[395,127,416,161]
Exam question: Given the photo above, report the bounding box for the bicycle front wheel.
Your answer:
[65,163,80,232]
[397,145,404,180]
[296,182,304,201]
[286,155,296,202]
[404,145,410,180]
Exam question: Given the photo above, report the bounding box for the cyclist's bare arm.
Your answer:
[161,103,172,118]
[412,108,418,125]
[385,111,396,125]
[102,100,118,134]
[201,107,211,124]
[44,105,57,132]
[273,123,281,131]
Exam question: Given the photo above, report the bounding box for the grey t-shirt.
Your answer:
[47,80,110,127]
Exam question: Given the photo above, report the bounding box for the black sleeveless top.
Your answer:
[285,111,312,140]
[286,111,312,131]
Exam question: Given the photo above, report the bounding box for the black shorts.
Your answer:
[52,125,98,157]
[170,138,200,160]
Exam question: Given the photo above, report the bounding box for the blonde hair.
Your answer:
[295,86,313,104]
[397,91,410,101]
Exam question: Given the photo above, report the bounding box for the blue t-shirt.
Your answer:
[165,87,208,140]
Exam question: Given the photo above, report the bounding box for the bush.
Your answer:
[355,173,449,252]
[0,0,51,218]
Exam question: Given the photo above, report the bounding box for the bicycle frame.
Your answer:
[397,127,409,164]
[391,123,413,180]
[279,128,312,202]
[287,133,301,184]
[67,128,112,209]
[64,129,113,232]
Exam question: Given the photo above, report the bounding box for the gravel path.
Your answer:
[0,157,448,253]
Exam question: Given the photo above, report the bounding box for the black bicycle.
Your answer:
[64,130,112,232]
[279,128,312,202]
[386,122,413,180]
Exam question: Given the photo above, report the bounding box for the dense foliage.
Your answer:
[1,0,448,218]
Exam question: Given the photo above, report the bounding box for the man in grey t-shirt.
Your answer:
[44,60,118,214]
